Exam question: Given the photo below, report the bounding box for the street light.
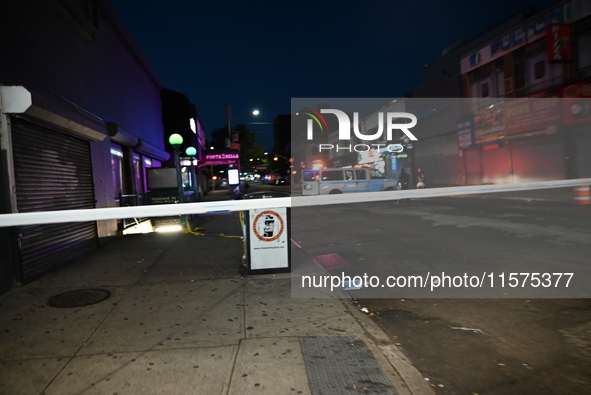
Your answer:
[226,105,260,147]
[168,133,184,203]
[185,146,198,199]
[273,154,294,163]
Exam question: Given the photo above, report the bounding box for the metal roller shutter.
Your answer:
[575,128,591,178]
[464,148,481,185]
[511,134,565,183]
[11,118,98,282]
[481,145,512,184]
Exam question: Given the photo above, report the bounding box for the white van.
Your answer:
[302,168,398,195]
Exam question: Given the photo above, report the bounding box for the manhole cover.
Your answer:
[48,289,111,308]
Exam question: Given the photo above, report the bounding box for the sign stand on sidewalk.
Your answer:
[243,192,291,274]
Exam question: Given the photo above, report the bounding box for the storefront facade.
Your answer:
[0,0,170,294]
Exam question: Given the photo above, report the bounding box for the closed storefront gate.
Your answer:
[11,118,98,283]
[510,134,565,183]
[414,134,463,186]
[464,148,482,185]
[481,145,512,184]
[574,127,591,178]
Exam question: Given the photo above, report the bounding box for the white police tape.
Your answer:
[296,178,591,207]
[0,178,589,227]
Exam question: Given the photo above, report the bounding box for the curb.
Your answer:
[338,296,435,395]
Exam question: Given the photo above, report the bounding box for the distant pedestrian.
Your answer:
[232,184,243,199]
[398,168,409,190]
[396,168,410,205]
[416,167,425,188]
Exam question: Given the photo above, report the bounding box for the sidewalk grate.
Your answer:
[47,289,111,308]
[301,336,396,394]
[313,253,352,270]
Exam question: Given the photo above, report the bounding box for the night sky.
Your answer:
[109,0,559,150]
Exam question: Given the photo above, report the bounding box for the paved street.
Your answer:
[290,192,591,297]
[289,189,591,394]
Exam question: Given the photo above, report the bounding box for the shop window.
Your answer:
[390,157,398,172]
[534,61,545,79]
[467,63,503,101]
[471,82,479,98]
[481,82,490,97]
[468,72,497,111]
[577,31,591,77]
[142,158,161,192]
[527,52,564,93]
[132,153,143,196]
[110,145,124,201]
[514,48,526,96]
[497,72,505,97]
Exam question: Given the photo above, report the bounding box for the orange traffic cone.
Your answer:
[573,186,591,205]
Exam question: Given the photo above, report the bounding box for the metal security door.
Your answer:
[464,148,482,185]
[11,118,98,282]
[511,134,565,183]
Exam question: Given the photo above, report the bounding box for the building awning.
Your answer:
[0,86,170,162]
[134,138,170,162]
[0,85,108,141]
[107,122,170,162]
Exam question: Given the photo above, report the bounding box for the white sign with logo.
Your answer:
[248,208,289,272]
[298,108,417,154]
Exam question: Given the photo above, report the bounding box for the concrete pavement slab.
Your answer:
[79,279,244,354]
[228,337,310,395]
[0,286,127,359]
[0,358,67,395]
[245,277,361,338]
[341,297,436,395]
[29,233,174,288]
[192,211,244,237]
[137,233,244,284]
[43,346,237,395]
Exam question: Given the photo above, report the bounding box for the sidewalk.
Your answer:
[0,205,433,394]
